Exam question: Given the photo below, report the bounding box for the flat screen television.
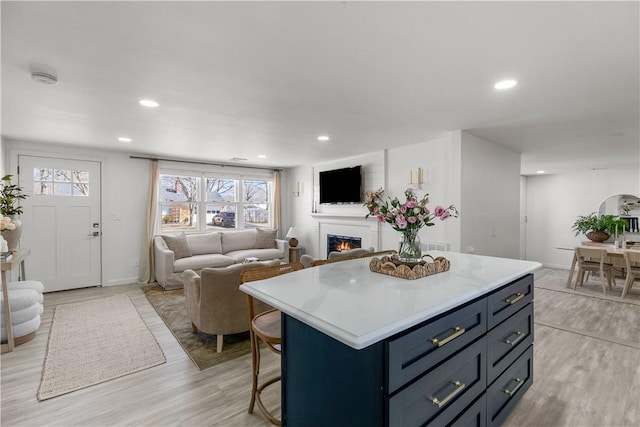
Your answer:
[319,166,362,204]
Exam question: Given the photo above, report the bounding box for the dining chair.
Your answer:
[573,247,615,295]
[622,250,640,298]
[240,262,304,426]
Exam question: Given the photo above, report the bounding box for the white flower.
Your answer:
[0,216,21,231]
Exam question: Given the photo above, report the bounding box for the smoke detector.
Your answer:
[31,72,58,85]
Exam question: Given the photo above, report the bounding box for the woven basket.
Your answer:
[586,230,610,243]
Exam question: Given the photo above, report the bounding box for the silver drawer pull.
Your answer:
[505,331,525,346]
[505,292,524,305]
[504,377,524,396]
[431,326,466,347]
[430,381,466,408]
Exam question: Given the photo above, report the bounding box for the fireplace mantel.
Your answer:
[310,213,375,219]
[315,216,380,256]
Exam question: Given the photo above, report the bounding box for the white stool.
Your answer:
[1,287,43,345]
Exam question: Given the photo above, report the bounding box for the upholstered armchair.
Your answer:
[183,260,280,353]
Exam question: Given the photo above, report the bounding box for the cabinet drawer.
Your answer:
[487,345,533,427]
[387,299,487,393]
[387,339,486,427]
[486,303,533,385]
[448,394,486,427]
[487,274,533,329]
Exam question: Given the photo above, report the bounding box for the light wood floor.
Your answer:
[1,268,639,426]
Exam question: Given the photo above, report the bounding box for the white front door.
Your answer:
[17,155,102,292]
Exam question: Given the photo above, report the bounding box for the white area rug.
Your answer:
[37,294,166,401]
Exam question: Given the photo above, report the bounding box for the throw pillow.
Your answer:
[161,233,192,260]
[255,228,277,249]
[188,232,223,255]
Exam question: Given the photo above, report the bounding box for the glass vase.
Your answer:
[398,229,421,263]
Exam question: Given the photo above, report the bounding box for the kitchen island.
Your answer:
[240,251,542,426]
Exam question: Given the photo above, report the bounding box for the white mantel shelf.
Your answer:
[310,213,373,219]
[240,252,542,349]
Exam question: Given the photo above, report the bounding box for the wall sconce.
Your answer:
[409,168,425,190]
[292,181,301,197]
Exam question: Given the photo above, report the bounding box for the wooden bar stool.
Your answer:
[240,262,304,426]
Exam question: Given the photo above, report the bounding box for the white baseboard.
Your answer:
[104,277,139,286]
[542,263,570,270]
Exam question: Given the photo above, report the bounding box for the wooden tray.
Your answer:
[369,254,450,280]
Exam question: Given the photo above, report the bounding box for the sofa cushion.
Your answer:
[221,229,257,253]
[255,228,277,249]
[173,254,235,273]
[162,233,192,259]
[187,232,223,255]
[225,248,285,263]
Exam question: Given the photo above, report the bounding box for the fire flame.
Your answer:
[336,241,354,252]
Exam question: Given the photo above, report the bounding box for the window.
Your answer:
[158,170,273,234]
[33,168,90,196]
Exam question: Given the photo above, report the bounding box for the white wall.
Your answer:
[384,134,462,253]
[3,140,150,286]
[525,168,640,268]
[285,151,385,258]
[460,131,521,258]
[286,134,464,258]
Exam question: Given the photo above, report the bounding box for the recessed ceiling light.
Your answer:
[494,80,517,90]
[536,170,545,174]
[317,135,330,142]
[139,99,159,108]
[257,154,267,159]
[118,137,132,143]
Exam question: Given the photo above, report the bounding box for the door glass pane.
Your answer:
[34,168,53,181]
[73,183,89,196]
[74,171,90,183]
[33,182,53,195]
[54,169,71,182]
[54,183,72,196]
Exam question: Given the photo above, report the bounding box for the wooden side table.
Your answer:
[289,246,303,263]
[1,249,31,353]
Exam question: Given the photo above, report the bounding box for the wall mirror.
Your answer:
[599,194,640,216]
[599,194,640,236]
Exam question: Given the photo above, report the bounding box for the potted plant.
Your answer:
[571,212,627,242]
[0,174,27,216]
[0,174,28,252]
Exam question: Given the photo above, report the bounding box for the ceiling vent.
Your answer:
[31,72,58,85]
[230,157,248,162]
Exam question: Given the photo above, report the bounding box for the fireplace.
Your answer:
[327,234,362,256]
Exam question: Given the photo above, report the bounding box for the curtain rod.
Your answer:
[130,155,283,171]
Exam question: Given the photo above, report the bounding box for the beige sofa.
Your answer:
[154,228,288,289]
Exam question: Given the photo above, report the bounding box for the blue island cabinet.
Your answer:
[282,273,534,427]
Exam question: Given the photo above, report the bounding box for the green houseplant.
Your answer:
[0,174,27,216]
[571,212,627,242]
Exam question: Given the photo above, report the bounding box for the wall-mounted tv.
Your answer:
[319,165,362,204]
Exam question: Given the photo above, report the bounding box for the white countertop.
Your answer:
[240,252,542,349]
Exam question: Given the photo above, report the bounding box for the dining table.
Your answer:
[560,242,640,289]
